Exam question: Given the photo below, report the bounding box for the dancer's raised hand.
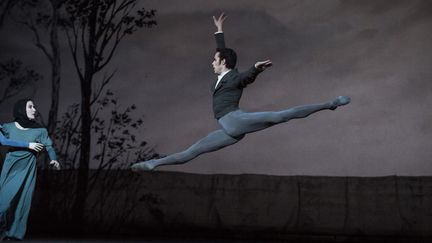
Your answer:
[213,12,227,32]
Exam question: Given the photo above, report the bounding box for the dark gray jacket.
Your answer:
[211,33,262,119]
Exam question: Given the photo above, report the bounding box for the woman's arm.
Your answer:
[0,133,44,152]
[40,128,60,170]
[0,132,29,148]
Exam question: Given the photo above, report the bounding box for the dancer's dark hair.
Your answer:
[216,48,237,69]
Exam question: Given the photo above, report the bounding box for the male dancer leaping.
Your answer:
[131,13,350,172]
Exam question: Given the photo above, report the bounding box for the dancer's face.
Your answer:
[212,52,225,74]
[26,100,37,120]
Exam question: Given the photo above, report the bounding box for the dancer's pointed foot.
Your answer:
[131,160,156,172]
[330,96,351,110]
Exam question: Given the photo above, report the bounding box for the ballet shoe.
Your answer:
[330,96,351,110]
[131,160,155,172]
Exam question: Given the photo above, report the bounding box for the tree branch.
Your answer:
[95,1,141,71]
[65,25,84,81]
[0,0,16,27]
[90,70,116,105]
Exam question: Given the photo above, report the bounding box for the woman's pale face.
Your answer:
[26,100,37,120]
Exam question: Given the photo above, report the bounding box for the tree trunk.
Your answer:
[72,1,98,228]
[72,75,91,227]
[47,0,61,135]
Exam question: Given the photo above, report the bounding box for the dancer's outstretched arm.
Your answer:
[238,60,272,88]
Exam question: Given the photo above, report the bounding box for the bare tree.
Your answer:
[63,0,156,226]
[0,59,41,105]
[0,0,17,27]
[1,1,158,229]
[41,89,159,229]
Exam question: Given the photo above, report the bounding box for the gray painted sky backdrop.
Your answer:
[1,0,431,176]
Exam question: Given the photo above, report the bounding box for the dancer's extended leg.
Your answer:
[131,130,243,171]
[219,96,350,137]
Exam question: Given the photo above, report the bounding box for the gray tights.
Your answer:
[148,101,332,169]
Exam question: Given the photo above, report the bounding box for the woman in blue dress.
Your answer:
[0,98,60,241]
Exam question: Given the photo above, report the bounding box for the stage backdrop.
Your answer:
[1,0,431,176]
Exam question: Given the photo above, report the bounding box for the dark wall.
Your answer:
[29,170,432,240]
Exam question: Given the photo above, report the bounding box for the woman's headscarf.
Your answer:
[13,98,44,129]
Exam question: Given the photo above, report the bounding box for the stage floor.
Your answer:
[21,236,432,243]
[24,238,284,243]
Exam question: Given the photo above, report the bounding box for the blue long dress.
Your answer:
[0,122,57,240]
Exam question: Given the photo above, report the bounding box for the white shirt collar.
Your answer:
[215,69,232,88]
